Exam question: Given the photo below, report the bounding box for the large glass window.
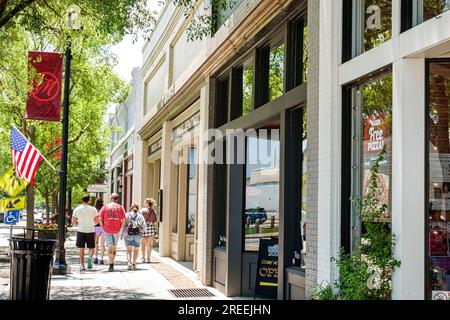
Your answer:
[301,111,308,269]
[427,61,450,299]
[243,58,254,116]
[407,0,450,28]
[269,43,285,102]
[187,147,198,235]
[344,0,392,59]
[244,131,280,252]
[350,72,393,249]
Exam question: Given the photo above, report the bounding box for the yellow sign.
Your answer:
[0,196,26,212]
[0,167,28,197]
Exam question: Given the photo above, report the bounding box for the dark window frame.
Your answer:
[341,66,393,253]
[284,105,306,269]
[286,15,308,90]
[214,10,308,123]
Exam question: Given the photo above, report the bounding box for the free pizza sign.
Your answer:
[26,51,63,122]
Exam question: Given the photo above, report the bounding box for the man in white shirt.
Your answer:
[72,195,97,271]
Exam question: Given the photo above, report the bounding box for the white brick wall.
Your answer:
[305,0,319,298]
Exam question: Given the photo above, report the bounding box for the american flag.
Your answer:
[10,126,43,185]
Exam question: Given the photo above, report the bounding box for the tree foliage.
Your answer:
[0,1,128,219]
[173,0,239,41]
[0,0,157,41]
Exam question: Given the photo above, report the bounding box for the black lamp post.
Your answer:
[53,5,81,275]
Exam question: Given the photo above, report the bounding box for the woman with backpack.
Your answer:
[121,202,146,270]
[140,198,158,263]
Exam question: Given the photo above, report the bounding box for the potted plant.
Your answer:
[35,222,58,240]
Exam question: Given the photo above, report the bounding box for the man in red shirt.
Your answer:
[99,193,126,271]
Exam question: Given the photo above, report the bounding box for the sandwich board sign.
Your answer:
[254,237,279,299]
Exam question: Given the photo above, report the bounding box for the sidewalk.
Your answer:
[49,231,227,300]
[0,224,227,300]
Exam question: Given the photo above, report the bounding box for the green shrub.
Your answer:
[315,147,401,300]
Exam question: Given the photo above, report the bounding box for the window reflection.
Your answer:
[301,111,308,269]
[187,147,197,235]
[361,74,393,222]
[243,58,254,116]
[244,133,280,252]
[303,25,308,84]
[269,44,285,101]
[351,73,393,250]
[363,0,392,52]
[423,0,450,22]
[428,62,450,296]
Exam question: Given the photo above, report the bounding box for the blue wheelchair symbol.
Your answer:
[4,210,19,225]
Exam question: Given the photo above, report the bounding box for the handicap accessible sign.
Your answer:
[3,210,20,225]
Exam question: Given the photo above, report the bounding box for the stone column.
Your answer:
[159,120,173,257]
[391,58,425,299]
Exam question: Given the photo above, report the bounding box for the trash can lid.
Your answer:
[8,236,57,243]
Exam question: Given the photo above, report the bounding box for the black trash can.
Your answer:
[9,237,57,300]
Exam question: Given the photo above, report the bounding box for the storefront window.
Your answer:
[351,72,393,249]
[269,43,285,101]
[243,58,254,116]
[423,0,450,21]
[244,132,280,252]
[187,147,197,235]
[427,61,450,298]
[344,0,392,59]
[301,111,307,269]
[302,24,308,84]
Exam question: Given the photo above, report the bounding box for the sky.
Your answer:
[111,1,163,82]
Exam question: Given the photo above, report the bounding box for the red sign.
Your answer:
[363,113,387,154]
[26,51,63,122]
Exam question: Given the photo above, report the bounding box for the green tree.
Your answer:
[0,1,126,229]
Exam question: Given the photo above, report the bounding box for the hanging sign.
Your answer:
[254,237,279,299]
[26,51,63,122]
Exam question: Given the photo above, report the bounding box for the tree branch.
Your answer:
[0,0,37,29]
[44,121,92,157]
[42,0,62,19]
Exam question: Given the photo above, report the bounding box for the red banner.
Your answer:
[26,51,63,122]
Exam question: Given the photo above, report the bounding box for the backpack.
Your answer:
[127,212,140,236]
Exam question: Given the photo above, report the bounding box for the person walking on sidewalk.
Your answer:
[121,202,146,270]
[140,198,158,263]
[72,195,97,271]
[94,197,106,265]
[99,193,126,272]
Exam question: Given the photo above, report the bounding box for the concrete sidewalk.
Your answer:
[0,229,227,300]
[51,232,226,300]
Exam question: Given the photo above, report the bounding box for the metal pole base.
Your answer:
[52,263,71,275]
[53,248,71,275]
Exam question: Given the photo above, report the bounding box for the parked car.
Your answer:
[34,212,43,224]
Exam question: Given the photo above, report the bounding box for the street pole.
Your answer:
[53,43,72,275]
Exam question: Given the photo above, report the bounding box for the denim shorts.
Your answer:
[124,235,142,248]
[103,232,120,247]
[95,226,103,236]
